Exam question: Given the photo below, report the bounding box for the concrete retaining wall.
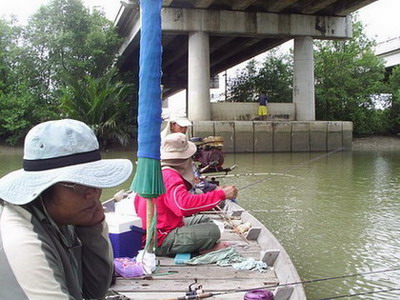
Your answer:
[210,102,295,121]
[190,121,353,153]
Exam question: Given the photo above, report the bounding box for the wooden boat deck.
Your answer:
[108,201,306,300]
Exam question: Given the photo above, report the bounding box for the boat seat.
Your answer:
[246,227,261,240]
[274,286,294,300]
[231,209,245,217]
[260,249,280,266]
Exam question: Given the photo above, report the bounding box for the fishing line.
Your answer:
[315,287,400,300]
[236,147,343,191]
[207,267,400,298]
[208,172,299,179]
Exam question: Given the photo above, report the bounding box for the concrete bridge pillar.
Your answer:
[188,31,211,121]
[293,36,315,121]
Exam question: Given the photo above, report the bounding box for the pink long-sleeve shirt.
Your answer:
[134,168,226,246]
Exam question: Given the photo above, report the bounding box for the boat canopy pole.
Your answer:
[131,0,165,258]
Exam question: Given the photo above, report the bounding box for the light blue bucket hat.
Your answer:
[0,119,133,205]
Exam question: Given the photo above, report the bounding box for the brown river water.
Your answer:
[1,144,400,299]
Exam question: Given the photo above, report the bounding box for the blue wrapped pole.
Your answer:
[131,0,165,198]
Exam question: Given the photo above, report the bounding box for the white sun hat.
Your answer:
[161,133,197,160]
[169,115,192,127]
[0,119,133,205]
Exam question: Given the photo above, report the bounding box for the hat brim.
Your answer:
[174,119,192,127]
[0,159,133,205]
[161,141,197,160]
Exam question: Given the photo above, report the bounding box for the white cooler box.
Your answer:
[105,213,144,258]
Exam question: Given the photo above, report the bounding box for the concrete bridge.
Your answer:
[376,36,400,71]
[115,0,378,152]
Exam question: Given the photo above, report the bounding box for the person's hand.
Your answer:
[77,200,105,227]
[222,185,238,200]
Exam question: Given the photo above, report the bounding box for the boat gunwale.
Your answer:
[225,201,306,299]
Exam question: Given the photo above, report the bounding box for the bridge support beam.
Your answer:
[293,36,315,121]
[188,31,211,121]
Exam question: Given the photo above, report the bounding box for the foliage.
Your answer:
[227,51,293,103]
[255,53,293,103]
[225,17,394,136]
[0,84,58,145]
[227,60,257,102]
[0,19,58,144]
[59,68,135,149]
[386,66,400,134]
[314,20,386,135]
[0,0,136,146]
[24,0,121,101]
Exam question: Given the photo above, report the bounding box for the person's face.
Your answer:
[170,122,187,134]
[44,183,104,227]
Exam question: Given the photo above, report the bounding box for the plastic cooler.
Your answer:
[105,213,144,258]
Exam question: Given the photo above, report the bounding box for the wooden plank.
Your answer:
[105,203,305,299]
[118,291,249,300]
[112,278,279,293]
[219,231,259,243]
[116,265,277,280]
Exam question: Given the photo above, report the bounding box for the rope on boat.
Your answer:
[214,206,250,244]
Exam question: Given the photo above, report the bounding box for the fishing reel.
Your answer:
[186,278,204,297]
[190,136,233,174]
[171,279,213,299]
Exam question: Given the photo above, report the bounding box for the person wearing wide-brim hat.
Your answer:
[134,132,238,257]
[160,114,192,140]
[0,119,133,299]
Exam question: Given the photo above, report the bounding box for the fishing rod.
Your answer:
[204,267,400,298]
[208,148,345,250]
[208,172,298,179]
[315,287,400,300]
[236,147,344,191]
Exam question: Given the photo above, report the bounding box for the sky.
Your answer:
[1,0,399,108]
[0,0,399,42]
[0,0,121,24]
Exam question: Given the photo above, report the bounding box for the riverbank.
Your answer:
[1,135,400,153]
[352,135,400,151]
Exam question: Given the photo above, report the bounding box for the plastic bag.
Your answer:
[114,257,145,278]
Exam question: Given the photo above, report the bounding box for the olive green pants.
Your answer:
[155,215,221,257]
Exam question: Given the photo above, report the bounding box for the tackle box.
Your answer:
[105,213,144,258]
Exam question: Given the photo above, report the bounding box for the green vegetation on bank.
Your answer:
[1,2,399,145]
[0,0,136,148]
[227,18,400,136]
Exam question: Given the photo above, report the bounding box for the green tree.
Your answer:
[314,19,386,135]
[0,18,58,144]
[227,60,257,102]
[227,51,292,103]
[255,52,293,103]
[59,68,135,149]
[24,0,121,102]
[386,66,400,134]
[0,0,128,145]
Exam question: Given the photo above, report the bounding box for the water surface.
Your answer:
[1,148,400,299]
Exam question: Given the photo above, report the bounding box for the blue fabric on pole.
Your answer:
[137,0,163,160]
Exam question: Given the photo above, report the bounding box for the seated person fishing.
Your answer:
[161,114,216,194]
[160,114,192,140]
[0,119,133,300]
[135,133,238,257]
